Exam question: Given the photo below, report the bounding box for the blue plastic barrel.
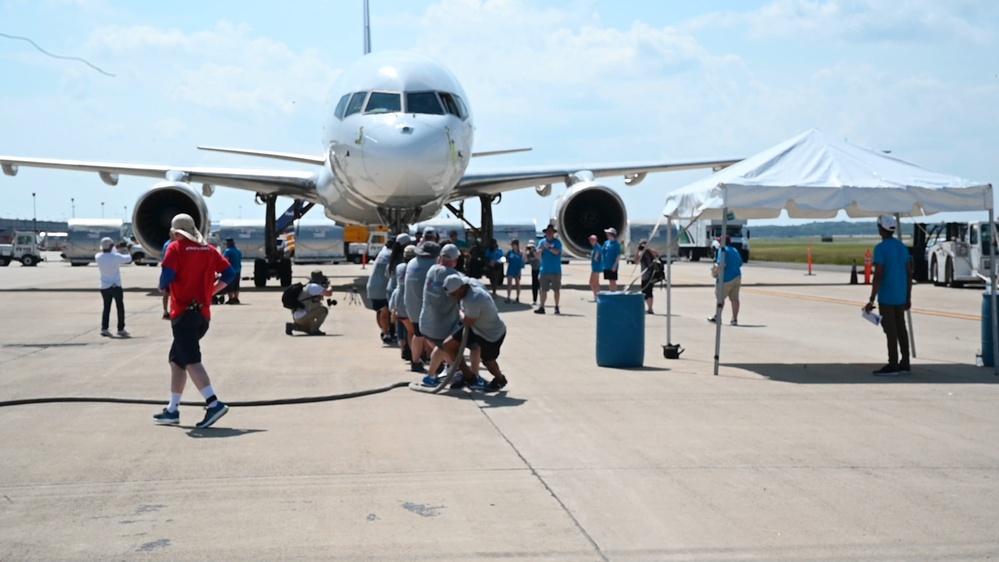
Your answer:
[596,292,645,367]
[982,291,995,367]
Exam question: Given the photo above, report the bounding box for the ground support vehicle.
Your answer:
[0,231,42,266]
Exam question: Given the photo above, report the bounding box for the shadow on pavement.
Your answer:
[729,362,998,384]
[185,428,268,438]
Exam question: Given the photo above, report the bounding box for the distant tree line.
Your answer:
[749,221,883,238]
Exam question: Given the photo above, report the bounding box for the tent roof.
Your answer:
[662,129,992,220]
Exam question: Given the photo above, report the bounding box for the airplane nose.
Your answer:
[360,118,455,200]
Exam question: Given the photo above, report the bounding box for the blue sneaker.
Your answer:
[421,375,440,386]
[195,402,229,429]
[153,408,179,425]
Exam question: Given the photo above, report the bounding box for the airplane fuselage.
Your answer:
[316,51,474,227]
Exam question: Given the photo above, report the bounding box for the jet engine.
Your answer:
[551,182,628,258]
[132,181,211,259]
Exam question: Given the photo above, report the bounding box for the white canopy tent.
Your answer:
[658,129,994,375]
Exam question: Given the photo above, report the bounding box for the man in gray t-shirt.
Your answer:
[365,240,394,342]
[403,241,440,373]
[421,244,463,376]
[442,273,508,392]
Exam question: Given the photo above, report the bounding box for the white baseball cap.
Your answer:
[877,216,897,232]
[440,244,461,261]
[444,273,469,294]
[100,237,114,250]
[604,227,617,236]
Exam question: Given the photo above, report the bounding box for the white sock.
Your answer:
[199,385,218,407]
[167,393,182,412]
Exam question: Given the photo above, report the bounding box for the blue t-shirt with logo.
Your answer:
[506,249,524,277]
[602,240,621,271]
[715,246,743,283]
[222,246,242,274]
[874,237,911,305]
[538,237,562,275]
[590,245,603,273]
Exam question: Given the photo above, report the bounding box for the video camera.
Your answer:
[309,269,337,307]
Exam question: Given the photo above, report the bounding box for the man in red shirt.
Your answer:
[153,213,236,429]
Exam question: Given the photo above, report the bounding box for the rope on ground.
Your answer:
[0,381,412,408]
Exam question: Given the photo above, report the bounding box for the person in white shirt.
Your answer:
[286,270,335,336]
[95,237,132,337]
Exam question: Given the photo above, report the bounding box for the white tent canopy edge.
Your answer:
[658,129,994,376]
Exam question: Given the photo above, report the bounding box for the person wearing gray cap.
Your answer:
[420,243,463,378]
[443,273,508,392]
[403,240,440,372]
[422,226,438,243]
[365,236,396,344]
[390,244,418,362]
[95,236,132,337]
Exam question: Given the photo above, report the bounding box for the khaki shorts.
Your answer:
[539,273,561,292]
[722,276,741,301]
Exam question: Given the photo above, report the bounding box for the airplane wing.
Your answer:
[0,156,320,202]
[450,158,741,200]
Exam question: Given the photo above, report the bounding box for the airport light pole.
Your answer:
[71,198,75,218]
[32,192,37,234]
[101,201,105,218]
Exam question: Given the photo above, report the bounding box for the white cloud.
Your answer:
[745,0,997,45]
[81,21,339,114]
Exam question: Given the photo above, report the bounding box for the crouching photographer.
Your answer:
[283,269,336,336]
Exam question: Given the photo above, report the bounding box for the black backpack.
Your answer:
[650,258,665,283]
[281,282,305,310]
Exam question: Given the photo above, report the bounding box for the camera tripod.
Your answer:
[344,286,362,306]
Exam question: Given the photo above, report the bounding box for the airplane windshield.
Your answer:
[365,92,402,114]
[334,94,350,119]
[345,92,367,116]
[438,92,467,120]
[406,92,444,115]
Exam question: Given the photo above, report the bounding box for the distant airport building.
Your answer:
[0,218,68,243]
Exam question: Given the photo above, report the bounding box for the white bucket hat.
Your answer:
[170,213,205,245]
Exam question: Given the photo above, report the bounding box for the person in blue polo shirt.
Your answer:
[864,216,912,376]
[535,224,562,315]
[602,227,621,291]
[708,236,743,326]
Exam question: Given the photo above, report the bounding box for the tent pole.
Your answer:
[666,216,673,345]
[895,213,916,359]
[989,196,998,376]
[713,200,728,376]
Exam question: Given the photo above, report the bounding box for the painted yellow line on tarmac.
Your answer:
[742,287,980,321]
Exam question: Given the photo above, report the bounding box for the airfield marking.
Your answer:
[741,287,980,321]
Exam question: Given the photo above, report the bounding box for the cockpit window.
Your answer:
[334,94,351,119]
[438,92,468,120]
[453,95,469,119]
[406,92,444,115]
[365,92,402,114]
[344,92,368,116]
[439,92,461,118]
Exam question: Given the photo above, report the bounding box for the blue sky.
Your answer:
[1,0,997,227]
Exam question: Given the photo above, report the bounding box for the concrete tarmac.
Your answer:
[1,256,997,561]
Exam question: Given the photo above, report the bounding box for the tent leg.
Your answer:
[666,217,672,345]
[895,213,916,359]
[712,206,728,376]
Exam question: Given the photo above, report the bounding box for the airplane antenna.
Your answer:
[363,0,371,54]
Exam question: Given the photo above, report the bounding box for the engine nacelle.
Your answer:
[551,182,628,259]
[132,181,211,259]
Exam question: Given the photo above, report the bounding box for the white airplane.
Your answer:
[1,2,738,276]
